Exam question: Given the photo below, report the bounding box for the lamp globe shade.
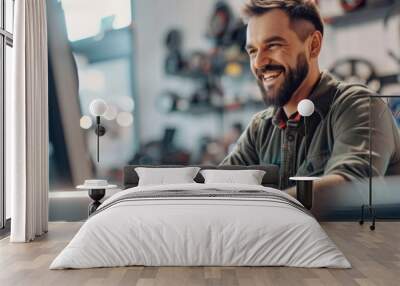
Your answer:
[298,99,314,117]
[89,99,108,117]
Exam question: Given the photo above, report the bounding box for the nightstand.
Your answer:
[76,182,118,216]
[289,177,321,210]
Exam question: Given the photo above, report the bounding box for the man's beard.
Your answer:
[257,53,309,107]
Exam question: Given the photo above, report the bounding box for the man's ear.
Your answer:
[309,31,322,58]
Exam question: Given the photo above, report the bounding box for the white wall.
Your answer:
[320,20,400,76]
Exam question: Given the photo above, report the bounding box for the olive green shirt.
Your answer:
[221,71,400,189]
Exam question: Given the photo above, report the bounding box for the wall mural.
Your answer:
[47,0,400,221]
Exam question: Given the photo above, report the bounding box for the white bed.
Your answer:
[50,183,351,269]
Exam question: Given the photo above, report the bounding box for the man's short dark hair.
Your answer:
[242,0,324,41]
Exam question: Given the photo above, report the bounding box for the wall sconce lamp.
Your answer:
[298,99,315,166]
[289,99,319,211]
[89,99,108,162]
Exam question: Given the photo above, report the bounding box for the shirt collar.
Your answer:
[273,109,302,129]
[272,71,340,129]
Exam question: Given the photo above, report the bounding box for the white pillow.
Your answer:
[135,167,201,186]
[200,169,266,185]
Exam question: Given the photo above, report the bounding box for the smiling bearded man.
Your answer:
[220,0,400,211]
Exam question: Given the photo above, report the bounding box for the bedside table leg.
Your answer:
[297,181,313,210]
[88,189,106,216]
[88,201,102,216]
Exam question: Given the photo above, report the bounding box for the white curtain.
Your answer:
[7,0,49,242]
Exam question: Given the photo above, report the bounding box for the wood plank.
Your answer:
[0,222,399,286]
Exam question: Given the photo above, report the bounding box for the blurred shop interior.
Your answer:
[47,0,400,193]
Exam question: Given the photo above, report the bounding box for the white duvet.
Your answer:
[50,183,351,269]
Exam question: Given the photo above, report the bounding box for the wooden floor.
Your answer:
[0,222,399,286]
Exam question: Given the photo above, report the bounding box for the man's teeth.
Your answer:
[263,71,281,80]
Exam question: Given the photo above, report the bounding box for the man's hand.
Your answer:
[284,174,346,198]
[284,174,347,217]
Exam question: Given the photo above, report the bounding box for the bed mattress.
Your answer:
[50,183,350,269]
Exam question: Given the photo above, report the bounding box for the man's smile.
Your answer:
[260,70,284,88]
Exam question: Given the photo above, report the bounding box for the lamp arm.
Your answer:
[304,116,308,166]
[97,116,100,162]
